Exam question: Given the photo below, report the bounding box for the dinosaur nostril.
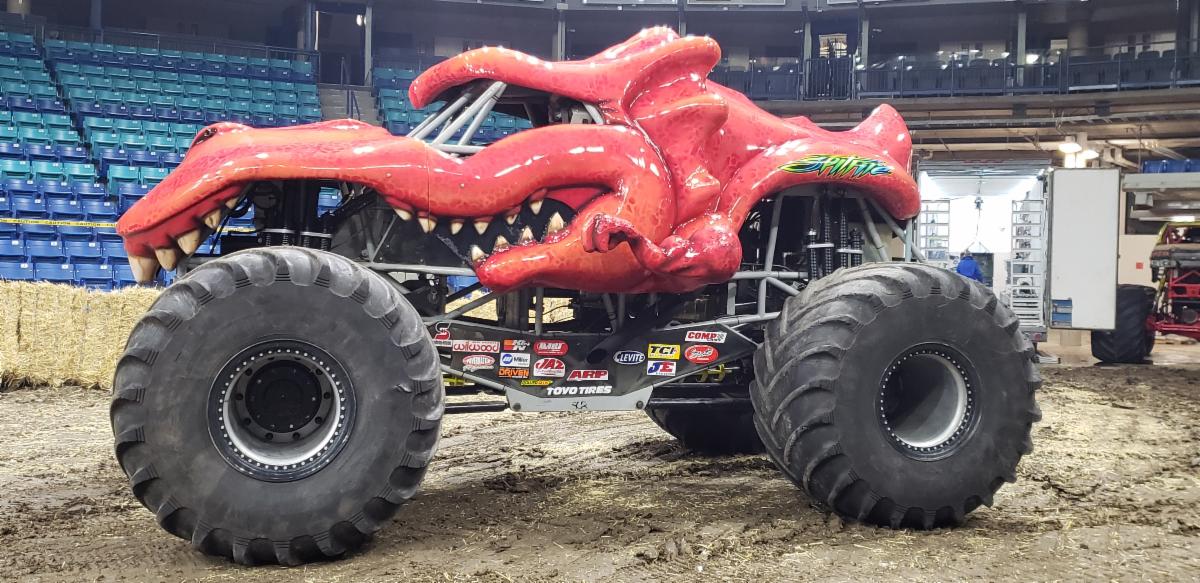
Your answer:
[192,127,219,148]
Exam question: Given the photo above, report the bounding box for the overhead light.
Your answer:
[356,14,364,26]
[1079,149,1100,161]
[1172,215,1196,222]
[1058,136,1083,154]
[1026,54,1040,65]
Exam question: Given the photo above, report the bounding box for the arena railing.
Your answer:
[40,22,319,67]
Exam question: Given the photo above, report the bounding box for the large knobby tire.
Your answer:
[645,398,764,455]
[751,263,1040,530]
[110,247,444,565]
[1090,284,1157,364]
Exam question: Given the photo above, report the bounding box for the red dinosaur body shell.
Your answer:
[118,27,919,292]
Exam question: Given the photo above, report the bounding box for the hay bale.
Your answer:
[0,282,158,390]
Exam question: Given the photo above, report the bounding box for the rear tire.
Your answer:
[751,263,1040,529]
[645,398,764,455]
[1091,284,1157,364]
[111,247,443,565]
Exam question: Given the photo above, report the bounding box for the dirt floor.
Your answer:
[1,354,1198,582]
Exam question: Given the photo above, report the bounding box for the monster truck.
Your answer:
[1092,221,1200,363]
[111,28,1040,565]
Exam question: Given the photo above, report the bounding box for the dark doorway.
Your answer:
[316,2,365,84]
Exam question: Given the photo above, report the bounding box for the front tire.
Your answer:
[110,247,444,565]
[751,263,1040,529]
[1090,284,1157,364]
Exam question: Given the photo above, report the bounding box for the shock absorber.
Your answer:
[821,200,834,276]
[849,228,864,267]
[807,228,822,279]
[837,198,850,270]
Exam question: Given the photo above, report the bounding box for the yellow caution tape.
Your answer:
[0,217,255,233]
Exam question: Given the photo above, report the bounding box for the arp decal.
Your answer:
[613,350,646,365]
[566,369,610,382]
[779,154,893,179]
[520,379,554,386]
[534,340,569,356]
[503,339,530,351]
[498,367,530,379]
[546,385,612,396]
[684,344,719,365]
[646,360,677,376]
[432,322,452,347]
[684,330,727,344]
[451,339,500,353]
[461,354,495,372]
[647,343,680,360]
[533,357,566,378]
[500,352,531,367]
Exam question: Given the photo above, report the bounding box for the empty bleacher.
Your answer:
[373,60,533,139]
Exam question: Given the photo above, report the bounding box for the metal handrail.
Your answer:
[339,57,362,121]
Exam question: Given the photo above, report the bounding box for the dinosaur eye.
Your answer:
[192,127,219,148]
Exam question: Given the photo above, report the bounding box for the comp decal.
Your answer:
[684,330,727,344]
[779,154,893,179]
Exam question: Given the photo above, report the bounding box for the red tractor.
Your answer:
[111,28,1039,565]
[1093,221,1200,363]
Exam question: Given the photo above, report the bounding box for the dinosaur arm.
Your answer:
[584,213,742,291]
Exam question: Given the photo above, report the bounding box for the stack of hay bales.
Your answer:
[0,282,159,390]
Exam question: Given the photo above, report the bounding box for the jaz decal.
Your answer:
[779,154,893,179]
[566,369,610,382]
[498,367,530,379]
[534,357,566,378]
[684,345,719,365]
[646,360,677,376]
[613,350,646,365]
[684,330,727,344]
[545,385,612,396]
[432,322,452,348]
[500,352,531,367]
[534,340,569,356]
[503,339,530,351]
[520,378,553,386]
[451,339,501,353]
[461,354,495,372]
[647,343,680,360]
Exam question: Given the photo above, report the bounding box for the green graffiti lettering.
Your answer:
[779,154,894,179]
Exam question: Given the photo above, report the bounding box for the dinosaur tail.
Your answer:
[846,104,913,172]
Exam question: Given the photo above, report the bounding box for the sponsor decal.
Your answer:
[432,322,452,348]
[546,385,612,396]
[684,330,727,344]
[647,343,681,360]
[503,339,530,351]
[779,154,893,179]
[461,354,495,372]
[534,357,566,378]
[684,344,719,365]
[498,367,530,379]
[451,339,500,353]
[613,350,646,365]
[520,379,554,386]
[646,360,677,376]
[566,369,610,382]
[534,340,569,356]
[500,352,531,367]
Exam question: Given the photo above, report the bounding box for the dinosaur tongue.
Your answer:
[544,186,605,211]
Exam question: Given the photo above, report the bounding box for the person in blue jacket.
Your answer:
[956,251,985,282]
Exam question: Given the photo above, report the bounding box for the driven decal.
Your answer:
[684,330,727,344]
[452,339,501,353]
[498,367,530,379]
[647,343,680,360]
[684,344,719,365]
[779,154,893,179]
[566,369,609,382]
[534,340,569,356]
[647,360,677,376]
[534,357,566,377]
[462,354,495,372]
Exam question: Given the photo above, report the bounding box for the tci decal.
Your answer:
[451,339,500,353]
[500,352,531,367]
[684,344,719,365]
[779,154,893,179]
[498,367,529,379]
[566,369,609,382]
[520,378,553,386]
[684,330,727,344]
[503,339,530,351]
[461,354,495,372]
[534,357,566,377]
[647,344,680,360]
[647,360,677,376]
[534,340,569,356]
[432,322,452,347]
[613,350,646,365]
[546,385,612,396]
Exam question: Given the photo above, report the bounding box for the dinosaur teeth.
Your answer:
[504,210,519,225]
[529,199,543,215]
[128,254,159,283]
[417,215,437,233]
[474,218,490,235]
[493,235,510,252]
[154,247,181,270]
[449,219,464,235]
[519,226,534,245]
[224,197,239,209]
[546,212,566,236]
[176,229,203,255]
[470,245,486,264]
[202,209,223,229]
[395,208,413,221]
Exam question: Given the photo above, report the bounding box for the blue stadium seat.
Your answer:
[59,224,95,242]
[26,240,66,262]
[47,199,83,219]
[65,240,104,263]
[75,182,107,201]
[0,142,26,159]
[21,222,57,240]
[128,150,161,167]
[39,180,75,201]
[75,263,113,289]
[0,261,33,280]
[10,194,44,214]
[0,239,26,260]
[3,178,38,196]
[83,200,119,220]
[58,146,89,163]
[113,263,137,286]
[34,262,74,283]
